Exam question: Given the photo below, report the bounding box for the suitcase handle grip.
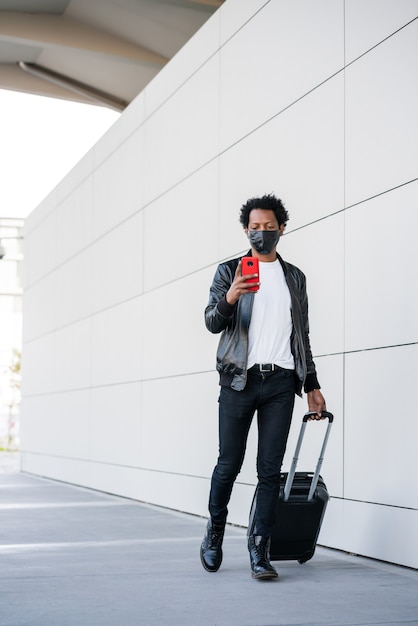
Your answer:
[303,410,334,423]
[283,411,334,502]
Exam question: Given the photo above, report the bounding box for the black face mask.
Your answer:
[248,230,280,255]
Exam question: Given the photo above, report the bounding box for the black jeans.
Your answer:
[209,366,296,537]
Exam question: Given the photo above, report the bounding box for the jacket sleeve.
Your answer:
[204,263,237,334]
[299,272,321,393]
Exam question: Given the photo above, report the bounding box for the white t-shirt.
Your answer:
[247,259,295,370]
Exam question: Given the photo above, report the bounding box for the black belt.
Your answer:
[251,363,281,372]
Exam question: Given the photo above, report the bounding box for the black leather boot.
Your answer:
[200,519,225,572]
[248,535,278,580]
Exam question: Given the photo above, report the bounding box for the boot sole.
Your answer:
[251,570,279,580]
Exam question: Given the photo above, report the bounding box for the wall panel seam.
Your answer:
[21,341,418,397]
[23,164,418,294]
[23,174,418,315]
[330,496,417,512]
[21,369,216,398]
[20,451,211,481]
[24,14,417,241]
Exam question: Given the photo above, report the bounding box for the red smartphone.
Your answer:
[241,256,259,292]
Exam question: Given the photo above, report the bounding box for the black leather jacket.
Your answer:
[204,252,320,396]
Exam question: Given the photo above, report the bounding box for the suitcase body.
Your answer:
[248,411,333,564]
[270,471,329,562]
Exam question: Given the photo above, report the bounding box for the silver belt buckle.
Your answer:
[260,363,273,372]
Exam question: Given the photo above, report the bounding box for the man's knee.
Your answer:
[256,470,281,489]
[214,459,242,484]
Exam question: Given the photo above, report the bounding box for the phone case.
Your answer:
[241,256,259,292]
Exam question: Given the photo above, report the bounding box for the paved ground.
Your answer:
[1,455,417,626]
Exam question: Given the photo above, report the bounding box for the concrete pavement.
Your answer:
[1,461,417,626]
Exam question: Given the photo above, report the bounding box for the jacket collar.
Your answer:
[244,249,287,275]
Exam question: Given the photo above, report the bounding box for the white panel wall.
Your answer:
[21,0,418,568]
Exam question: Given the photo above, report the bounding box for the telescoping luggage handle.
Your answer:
[283,411,334,503]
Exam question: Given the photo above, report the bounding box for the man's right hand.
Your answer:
[226,261,260,305]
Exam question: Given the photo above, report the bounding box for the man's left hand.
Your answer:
[307,389,327,420]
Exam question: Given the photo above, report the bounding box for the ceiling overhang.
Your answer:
[0,0,224,109]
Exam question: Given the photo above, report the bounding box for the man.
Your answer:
[200,193,326,580]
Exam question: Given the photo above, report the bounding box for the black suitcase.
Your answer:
[248,411,334,564]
